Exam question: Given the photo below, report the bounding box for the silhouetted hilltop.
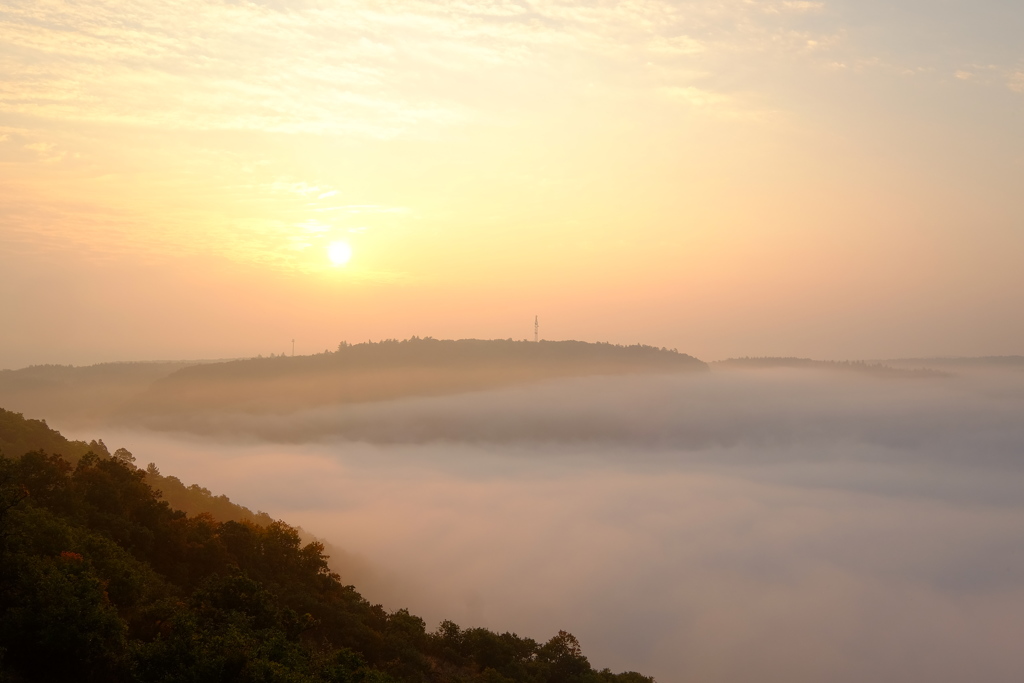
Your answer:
[172,338,703,380]
[0,408,654,683]
[128,338,707,418]
[0,341,705,430]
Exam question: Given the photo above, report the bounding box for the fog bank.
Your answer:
[95,368,1024,683]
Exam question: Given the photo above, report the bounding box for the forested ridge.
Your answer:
[127,338,707,421]
[0,339,707,433]
[0,408,653,683]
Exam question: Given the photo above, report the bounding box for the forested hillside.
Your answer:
[0,409,271,527]
[0,408,654,683]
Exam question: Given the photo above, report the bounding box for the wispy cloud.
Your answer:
[2,0,1022,290]
[0,0,850,136]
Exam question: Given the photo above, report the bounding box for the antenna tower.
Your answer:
[534,315,539,343]
[291,339,295,357]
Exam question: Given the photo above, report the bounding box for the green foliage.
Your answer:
[0,409,657,683]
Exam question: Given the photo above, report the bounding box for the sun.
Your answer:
[327,241,352,266]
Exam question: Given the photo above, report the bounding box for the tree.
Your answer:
[537,631,591,683]
[113,448,136,465]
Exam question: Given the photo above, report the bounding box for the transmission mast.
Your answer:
[534,315,539,343]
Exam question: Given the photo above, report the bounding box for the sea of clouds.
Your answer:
[95,367,1024,683]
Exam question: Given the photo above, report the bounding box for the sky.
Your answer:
[2,0,1024,367]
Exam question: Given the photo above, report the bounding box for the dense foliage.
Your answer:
[0,409,654,683]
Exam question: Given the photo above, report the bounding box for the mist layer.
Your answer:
[96,368,1024,683]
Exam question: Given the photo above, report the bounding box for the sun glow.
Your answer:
[328,241,352,266]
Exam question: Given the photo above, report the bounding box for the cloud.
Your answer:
[0,0,850,137]
[97,366,1024,683]
[658,84,773,119]
[661,85,732,108]
[781,0,825,10]
[4,0,1023,308]
[132,367,1024,476]
[762,1,825,14]
[3,0,839,272]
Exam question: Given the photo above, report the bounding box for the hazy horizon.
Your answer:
[5,342,1023,373]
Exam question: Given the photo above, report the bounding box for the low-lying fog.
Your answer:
[94,367,1024,683]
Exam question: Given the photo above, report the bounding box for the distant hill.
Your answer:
[0,340,706,431]
[124,338,708,421]
[880,355,1024,370]
[713,357,948,378]
[0,361,204,430]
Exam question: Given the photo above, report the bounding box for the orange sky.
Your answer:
[2,0,1023,367]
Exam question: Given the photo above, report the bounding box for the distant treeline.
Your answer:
[713,357,948,378]
[0,361,197,430]
[0,407,654,683]
[182,338,704,380]
[881,355,1024,369]
[0,339,707,430]
[126,339,707,420]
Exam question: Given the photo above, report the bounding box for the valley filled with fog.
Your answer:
[90,365,1024,683]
